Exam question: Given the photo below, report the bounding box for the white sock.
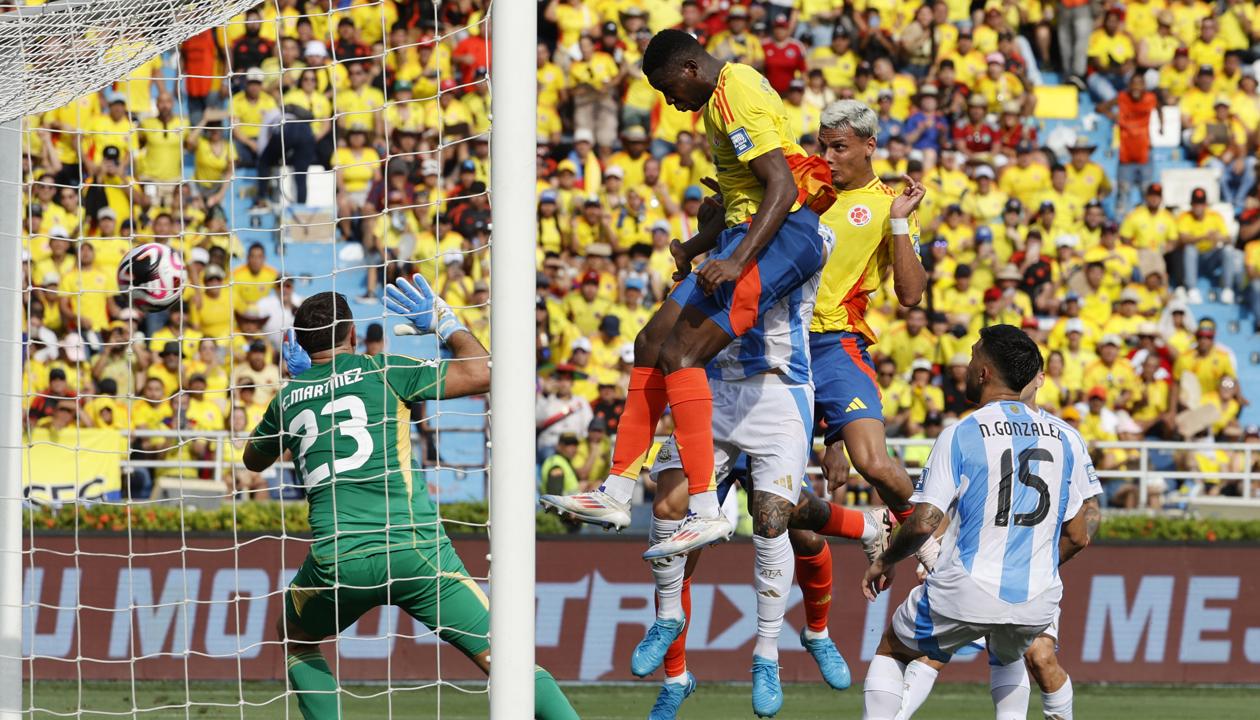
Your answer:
[665,672,690,685]
[804,626,829,641]
[600,474,636,504]
[897,660,940,719]
[990,660,1031,720]
[690,490,720,518]
[752,533,793,661]
[860,514,879,542]
[649,515,686,620]
[1041,675,1073,720]
[863,655,907,720]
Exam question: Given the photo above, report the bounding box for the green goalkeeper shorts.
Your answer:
[284,541,490,658]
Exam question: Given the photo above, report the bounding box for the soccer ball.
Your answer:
[117,243,186,312]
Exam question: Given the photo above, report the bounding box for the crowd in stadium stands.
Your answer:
[12,0,1260,510]
[19,0,494,500]
[531,0,1260,510]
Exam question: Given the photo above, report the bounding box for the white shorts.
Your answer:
[891,585,1051,666]
[1042,606,1060,644]
[650,374,813,506]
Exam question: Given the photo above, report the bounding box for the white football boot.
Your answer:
[539,489,632,530]
[861,507,894,565]
[641,512,733,560]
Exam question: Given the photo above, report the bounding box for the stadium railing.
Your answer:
[45,431,1259,515]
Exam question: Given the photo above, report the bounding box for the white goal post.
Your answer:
[487,0,537,715]
[0,0,536,716]
[1,116,24,720]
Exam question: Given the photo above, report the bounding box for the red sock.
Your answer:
[608,368,668,478]
[819,503,869,540]
[795,543,833,632]
[662,577,692,678]
[890,506,914,524]
[665,369,715,496]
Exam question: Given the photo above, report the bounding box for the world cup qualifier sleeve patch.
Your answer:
[729,127,753,157]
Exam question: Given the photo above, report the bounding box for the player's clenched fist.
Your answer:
[861,557,895,601]
[890,174,927,219]
[385,273,467,343]
[696,256,742,294]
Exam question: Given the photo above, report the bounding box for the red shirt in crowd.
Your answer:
[763,38,807,94]
[1116,90,1158,164]
[996,124,1039,153]
[953,120,998,153]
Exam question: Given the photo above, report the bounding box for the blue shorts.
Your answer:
[810,331,884,444]
[669,207,827,338]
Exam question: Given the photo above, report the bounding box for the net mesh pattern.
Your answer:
[4,0,496,714]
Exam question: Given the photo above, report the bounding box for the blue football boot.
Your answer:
[751,655,783,717]
[647,672,696,720]
[799,627,852,690]
[630,615,686,677]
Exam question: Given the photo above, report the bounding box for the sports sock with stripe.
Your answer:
[286,650,339,720]
[602,367,667,503]
[663,577,693,680]
[664,368,716,505]
[794,542,833,634]
[820,503,876,541]
[534,666,580,720]
[650,515,686,620]
[889,506,914,524]
[752,533,793,661]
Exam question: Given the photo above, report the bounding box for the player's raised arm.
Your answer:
[439,327,491,398]
[385,273,490,398]
[890,175,928,307]
[242,401,281,472]
[669,178,729,279]
[861,426,957,600]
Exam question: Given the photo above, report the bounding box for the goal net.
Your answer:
[0,0,535,716]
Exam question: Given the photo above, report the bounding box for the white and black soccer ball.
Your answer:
[117,243,186,312]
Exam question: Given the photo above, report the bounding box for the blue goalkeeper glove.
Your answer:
[283,329,312,377]
[385,273,466,343]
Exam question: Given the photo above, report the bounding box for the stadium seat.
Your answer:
[1032,85,1079,120]
[1159,167,1222,209]
[1150,106,1182,148]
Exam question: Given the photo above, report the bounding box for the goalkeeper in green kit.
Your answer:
[244,276,578,719]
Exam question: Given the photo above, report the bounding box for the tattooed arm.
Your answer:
[1082,495,1102,540]
[1058,496,1099,567]
[861,502,944,600]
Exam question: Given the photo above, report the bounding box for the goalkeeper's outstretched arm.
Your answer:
[439,327,490,398]
[385,273,489,397]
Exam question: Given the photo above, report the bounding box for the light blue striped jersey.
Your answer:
[913,400,1094,625]
[706,228,833,384]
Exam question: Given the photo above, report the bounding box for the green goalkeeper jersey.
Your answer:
[250,352,449,563]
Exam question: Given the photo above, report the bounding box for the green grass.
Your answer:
[23,681,1259,719]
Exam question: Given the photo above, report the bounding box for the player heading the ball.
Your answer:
[542,29,838,558]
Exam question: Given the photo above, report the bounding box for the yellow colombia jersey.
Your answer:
[811,178,920,342]
[705,62,804,226]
